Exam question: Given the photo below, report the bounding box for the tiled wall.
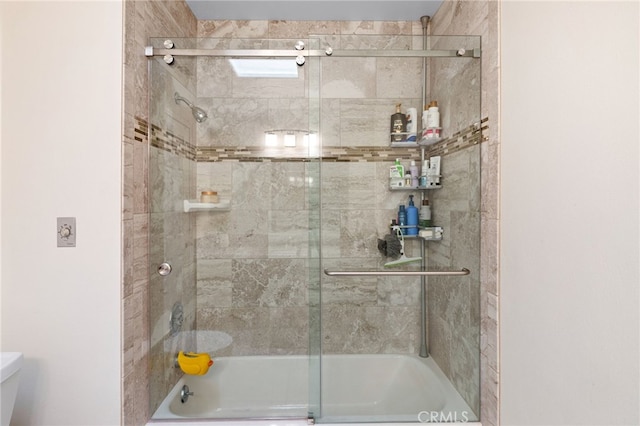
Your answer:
[192,19,484,416]
[431,2,501,426]
[193,21,430,359]
[122,1,197,425]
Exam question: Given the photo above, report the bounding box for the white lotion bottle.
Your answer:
[409,160,419,188]
[422,105,429,130]
[427,101,440,128]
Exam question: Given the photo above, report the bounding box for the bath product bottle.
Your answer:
[410,160,419,188]
[397,204,407,228]
[404,172,412,187]
[420,198,432,228]
[427,101,440,128]
[422,105,429,131]
[419,161,429,188]
[394,158,405,178]
[406,107,417,141]
[390,103,407,142]
[406,195,419,235]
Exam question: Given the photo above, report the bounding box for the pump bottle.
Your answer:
[406,195,419,236]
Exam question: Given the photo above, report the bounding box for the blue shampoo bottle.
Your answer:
[398,204,407,228]
[406,195,419,235]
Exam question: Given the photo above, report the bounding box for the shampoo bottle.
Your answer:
[419,160,429,188]
[409,160,419,188]
[398,204,407,228]
[422,105,429,131]
[390,104,407,142]
[427,101,440,128]
[394,158,405,178]
[420,198,432,228]
[406,107,417,141]
[406,195,419,236]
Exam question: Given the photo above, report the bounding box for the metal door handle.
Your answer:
[324,268,469,277]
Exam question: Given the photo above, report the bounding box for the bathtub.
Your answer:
[150,354,479,425]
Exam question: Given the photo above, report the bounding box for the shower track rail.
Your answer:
[145,47,481,59]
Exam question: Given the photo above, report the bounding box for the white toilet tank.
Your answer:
[1,352,23,426]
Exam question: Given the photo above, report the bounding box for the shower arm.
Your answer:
[174,93,194,108]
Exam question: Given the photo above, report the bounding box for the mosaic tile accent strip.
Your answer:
[133,117,148,144]
[427,117,488,158]
[150,123,197,161]
[137,116,488,163]
[196,119,487,162]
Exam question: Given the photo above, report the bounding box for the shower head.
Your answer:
[174,92,208,123]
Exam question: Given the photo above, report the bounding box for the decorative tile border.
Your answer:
[428,117,488,158]
[136,116,488,163]
[133,117,148,144]
[150,123,197,161]
[196,118,488,162]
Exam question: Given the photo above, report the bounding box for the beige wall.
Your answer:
[1,1,122,424]
[501,2,639,424]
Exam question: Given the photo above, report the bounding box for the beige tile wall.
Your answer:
[122,1,197,425]
[432,2,500,426]
[193,18,486,418]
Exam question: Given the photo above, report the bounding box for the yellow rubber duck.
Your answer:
[176,351,213,375]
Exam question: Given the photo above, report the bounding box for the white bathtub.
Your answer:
[150,354,478,425]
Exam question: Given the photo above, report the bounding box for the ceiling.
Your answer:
[185,1,444,21]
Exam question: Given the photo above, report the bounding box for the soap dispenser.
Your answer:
[406,195,419,236]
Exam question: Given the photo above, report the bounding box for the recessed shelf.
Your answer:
[183,199,230,213]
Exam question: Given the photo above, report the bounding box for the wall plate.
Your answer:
[57,217,76,247]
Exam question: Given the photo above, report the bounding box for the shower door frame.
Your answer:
[146,37,482,423]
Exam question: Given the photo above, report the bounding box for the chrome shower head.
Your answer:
[174,92,208,123]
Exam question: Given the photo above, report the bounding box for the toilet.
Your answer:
[1,352,23,426]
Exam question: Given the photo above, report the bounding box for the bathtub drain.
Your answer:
[180,385,194,403]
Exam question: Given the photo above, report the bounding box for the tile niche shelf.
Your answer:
[183,199,230,213]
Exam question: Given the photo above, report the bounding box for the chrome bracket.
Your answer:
[158,262,172,276]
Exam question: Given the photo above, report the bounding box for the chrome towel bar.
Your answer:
[323,268,470,277]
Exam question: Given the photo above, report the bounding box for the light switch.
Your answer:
[57,217,76,247]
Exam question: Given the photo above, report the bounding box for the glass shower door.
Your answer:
[316,35,482,423]
[147,36,322,421]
